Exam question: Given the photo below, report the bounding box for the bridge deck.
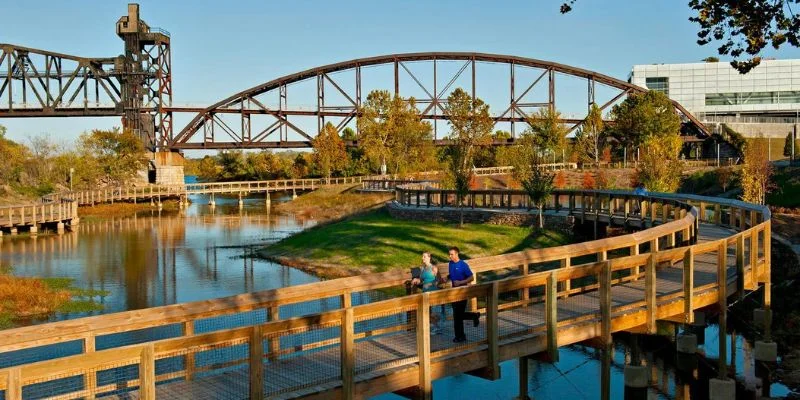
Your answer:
[95,222,737,400]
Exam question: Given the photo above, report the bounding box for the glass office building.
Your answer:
[630,59,800,123]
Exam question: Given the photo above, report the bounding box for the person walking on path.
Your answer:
[410,252,444,334]
[448,246,479,343]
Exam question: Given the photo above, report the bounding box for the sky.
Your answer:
[2,0,800,150]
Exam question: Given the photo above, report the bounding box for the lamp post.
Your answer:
[69,168,74,192]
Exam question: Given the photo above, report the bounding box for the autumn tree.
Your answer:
[573,104,606,164]
[357,90,434,175]
[554,171,567,189]
[560,0,800,73]
[741,138,775,205]
[507,134,555,228]
[444,88,494,226]
[637,135,684,192]
[717,166,734,192]
[312,122,349,181]
[78,128,148,185]
[582,171,596,190]
[196,156,220,182]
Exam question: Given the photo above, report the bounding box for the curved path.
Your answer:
[0,188,770,400]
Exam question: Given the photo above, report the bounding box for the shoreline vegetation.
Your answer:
[0,268,108,329]
[261,207,571,279]
[78,199,184,220]
[270,184,393,223]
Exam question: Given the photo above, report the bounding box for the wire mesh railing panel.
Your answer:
[193,339,249,378]
[265,322,342,397]
[194,309,267,334]
[95,363,140,397]
[96,324,182,351]
[351,287,406,307]
[0,339,83,368]
[354,307,418,375]
[22,375,85,399]
[278,296,343,319]
[557,287,601,322]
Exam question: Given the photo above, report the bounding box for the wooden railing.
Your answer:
[0,200,77,229]
[0,190,770,399]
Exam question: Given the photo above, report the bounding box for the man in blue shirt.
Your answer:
[448,246,480,343]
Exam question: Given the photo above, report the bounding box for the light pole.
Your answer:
[69,168,74,192]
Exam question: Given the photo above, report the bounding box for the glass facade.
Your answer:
[645,77,669,95]
[705,91,800,106]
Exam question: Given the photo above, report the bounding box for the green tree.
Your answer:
[217,151,246,181]
[636,134,683,192]
[610,91,681,151]
[511,134,555,228]
[357,90,434,175]
[573,104,606,164]
[742,138,775,204]
[444,88,494,226]
[78,128,147,185]
[784,132,798,159]
[197,155,220,182]
[312,122,348,180]
[525,107,568,157]
[560,0,800,73]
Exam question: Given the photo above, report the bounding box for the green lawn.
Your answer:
[264,208,571,273]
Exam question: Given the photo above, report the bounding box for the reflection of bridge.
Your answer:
[0,5,708,151]
[0,188,771,399]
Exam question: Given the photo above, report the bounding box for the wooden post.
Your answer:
[341,308,355,400]
[518,357,530,400]
[764,223,772,306]
[599,261,612,345]
[560,257,571,296]
[341,290,352,308]
[750,228,758,288]
[736,234,745,298]
[631,243,640,280]
[739,208,747,231]
[139,344,156,400]
[646,252,657,334]
[268,306,280,361]
[699,202,706,223]
[249,325,264,400]
[84,334,97,398]
[7,368,21,400]
[487,282,500,379]
[717,239,728,380]
[183,321,195,381]
[683,248,694,324]
[417,293,432,399]
[546,272,559,362]
[519,263,529,302]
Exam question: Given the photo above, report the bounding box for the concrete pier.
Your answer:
[709,378,735,400]
[623,365,648,400]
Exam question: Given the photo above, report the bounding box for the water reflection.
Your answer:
[0,195,320,321]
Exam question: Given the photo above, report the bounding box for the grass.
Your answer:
[273,184,393,222]
[79,199,183,219]
[768,166,800,208]
[0,270,108,329]
[263,208,572,278]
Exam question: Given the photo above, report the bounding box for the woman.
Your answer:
[411,251,444,334]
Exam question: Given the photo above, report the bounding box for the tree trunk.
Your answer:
[538,206,544,229]
[459,204,464,227]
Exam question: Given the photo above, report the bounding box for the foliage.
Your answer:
[719,124,747,156]
[573,104,605,164]
[636,134,683,192]
[78,128,148,185]
[312,122,349,180]
[594,168,614,190]
[520,155,555,229]
[610,91,681,150]
[443,88,494,226]
[784,133,799,158]
[560,0,800,73]
[741,138,775,204]
[554,171,567,189]
[717,167,734,192]
[357,90,435,175]
[582,171,596,189]
[702,56,720,62]
[524,107,568,156]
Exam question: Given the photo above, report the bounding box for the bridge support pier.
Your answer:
[623,365,647,400]
[517,356,531,400]
[10,227,18,235]
[265,192,271,208]
[689,311,706,345]
[676,333,698,372]
[56,222,65,235]
[238,195,244,209]
[292,189,297,200]
[208,194,215,207]
[29,225,38,235]
[709,378,735,400]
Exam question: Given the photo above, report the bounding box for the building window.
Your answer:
[705,90,800,106]
[645,77,669,95]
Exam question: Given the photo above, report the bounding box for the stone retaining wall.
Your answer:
[386,201,575,234]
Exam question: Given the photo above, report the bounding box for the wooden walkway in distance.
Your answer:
[104,223,737,400]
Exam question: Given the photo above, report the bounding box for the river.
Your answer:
[0,190,793,399]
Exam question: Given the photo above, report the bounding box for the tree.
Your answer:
[197,156,220,182]
[507,134,555,228]
[610,91,682,151]
[217,151,246,181]
[554,171,567,189]
[784,132,798,159]
[702,56,720,62]
[444,88,494,226]
[560,0,800,73]
[357,90,434,175]
[525,107,568,157]
[574,104,605,164]
[717,167,733,192]
[312,122,349,181]
[741,138,775,204]
[636,134,683,192]
[78,128,147,185]
[582,171,596,190]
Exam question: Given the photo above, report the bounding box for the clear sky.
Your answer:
[2,0,799,148]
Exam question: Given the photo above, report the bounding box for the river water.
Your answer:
[0,191,794,399]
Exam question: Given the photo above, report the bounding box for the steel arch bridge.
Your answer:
[168,52,708,150]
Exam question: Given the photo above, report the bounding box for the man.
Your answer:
[448,246,480,343]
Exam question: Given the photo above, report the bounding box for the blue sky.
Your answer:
[2,0,800,148]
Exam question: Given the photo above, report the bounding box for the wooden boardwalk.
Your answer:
[0,190,770,400]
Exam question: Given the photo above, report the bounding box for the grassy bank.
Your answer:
[79,199,183,220]
[0,268,108,329]
[262,208,571,278]
[273,184,393,222]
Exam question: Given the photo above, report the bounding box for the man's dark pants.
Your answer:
[452,299,479,340]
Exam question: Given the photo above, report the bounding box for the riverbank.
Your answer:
[261,208,571,279]
[0,269,107,329]
[78,199,183,220]
[271,184,393,222]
